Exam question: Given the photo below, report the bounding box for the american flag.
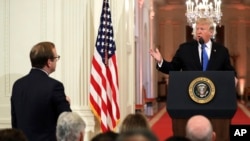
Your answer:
[89,0,120,132]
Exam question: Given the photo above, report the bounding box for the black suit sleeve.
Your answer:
[11,82,18,128]
[51,82,71,116]
[156,46,184,74]
[223,47,237,77]
[11,97,17,128]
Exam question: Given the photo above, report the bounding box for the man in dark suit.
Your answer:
[11,41,72,141]
[150,18,237,141]
[150,18,236,74]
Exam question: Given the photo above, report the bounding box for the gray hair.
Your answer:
[56,112,86,141]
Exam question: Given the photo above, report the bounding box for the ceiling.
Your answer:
[155,0,250,6]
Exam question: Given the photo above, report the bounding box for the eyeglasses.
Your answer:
[53,55,60,60]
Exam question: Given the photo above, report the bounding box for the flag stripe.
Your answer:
[89,0,120,132]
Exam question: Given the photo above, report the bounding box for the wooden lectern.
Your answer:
[167,71,237,141]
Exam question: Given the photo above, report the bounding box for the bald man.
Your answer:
[185,115,216,141]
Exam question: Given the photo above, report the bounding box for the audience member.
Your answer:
[11,41,71,141]
[185,115,216,141]
[90,131,119,141]
[165,135,190,141]
[120,113,150,133]
[117,129,158,141]
[0,128,28,141]
[56,112,86,141]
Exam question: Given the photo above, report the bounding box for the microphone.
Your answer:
[198,37,205,45]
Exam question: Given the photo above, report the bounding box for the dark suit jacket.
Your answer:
[11,69,71,141]
[157,40,236,75]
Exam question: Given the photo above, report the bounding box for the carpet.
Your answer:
[231,102,250,124]
[150,102,250,141]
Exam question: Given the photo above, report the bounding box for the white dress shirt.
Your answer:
[199,40,212,63]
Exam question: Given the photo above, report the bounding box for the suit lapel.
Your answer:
[207,42,217,70]
[192,42,202,69]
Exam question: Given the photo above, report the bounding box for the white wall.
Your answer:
[0,0,136,140]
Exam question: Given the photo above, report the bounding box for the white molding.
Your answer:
[0,0,10,96]
[40,0,47,40]
[0,119,11,129]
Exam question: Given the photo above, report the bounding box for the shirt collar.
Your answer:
[205,40,212,50]
[199,39,212,49]
[32,67,49,75]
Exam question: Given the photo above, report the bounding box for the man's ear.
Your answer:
[79,131,84,141]
[209,30,214,36]
[212,131,216,141]
[46,59,52,67]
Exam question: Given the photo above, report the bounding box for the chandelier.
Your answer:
[185,0,222,26]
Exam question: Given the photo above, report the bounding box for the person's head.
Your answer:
[91,131,119,141]
[30,41,60,74]
[185,115,216,141]
[192,18,216,43]
[117,129,158,141]
[0,128,28,141]
[120,113,150,133]
[56,112,86,141]
[165,135,190,141]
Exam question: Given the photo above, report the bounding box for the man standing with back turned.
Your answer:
[11,41,72,141]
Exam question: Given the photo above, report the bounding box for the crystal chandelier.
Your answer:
[185,0,222,26]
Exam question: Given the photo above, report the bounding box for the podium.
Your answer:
[167,71,237,141]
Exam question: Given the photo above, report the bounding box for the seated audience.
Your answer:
[165,135,190,141]
[90,131,119,141]
[0,128,28,141]
[120,113,150,133]
[185,115,216,141]
[56,112,86,141]
[117,129,158,141]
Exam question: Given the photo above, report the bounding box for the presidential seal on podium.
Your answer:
[188,77,215,104]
